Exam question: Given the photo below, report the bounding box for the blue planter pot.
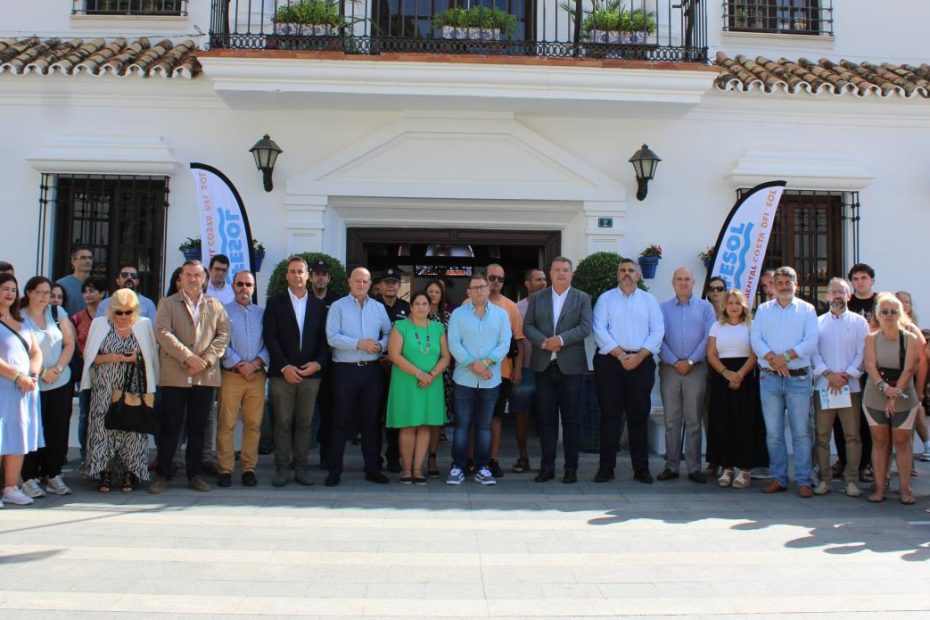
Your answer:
[181,247,201,262]
[253,251,265,273]
[638,255,660,279]
[703,257,713,271]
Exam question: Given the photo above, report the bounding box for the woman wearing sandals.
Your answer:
[705,289,768,489]
[387,291,450,484]
[863,292,919,504]
[82,289,159,493]
[20,276,77,498]
[0,273,43,507]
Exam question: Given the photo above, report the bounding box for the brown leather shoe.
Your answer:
[147,476,170,495]
[188,476,210,493]
[762,480,787,494]
[798,485,814,498]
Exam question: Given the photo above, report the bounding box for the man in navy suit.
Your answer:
[263,255,329,487]
[523,257,593,484]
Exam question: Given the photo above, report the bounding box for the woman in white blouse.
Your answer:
[706,289,768,489]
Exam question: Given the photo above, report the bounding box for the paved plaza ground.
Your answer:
[3,441,930,619]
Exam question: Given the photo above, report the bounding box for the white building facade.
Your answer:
[1,0,928,314]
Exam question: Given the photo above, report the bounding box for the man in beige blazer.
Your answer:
[149,260,230,494]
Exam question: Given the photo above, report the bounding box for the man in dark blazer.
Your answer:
[523,257,593,483]
[263,255,329,487]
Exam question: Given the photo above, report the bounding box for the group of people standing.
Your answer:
[0,249,927,510]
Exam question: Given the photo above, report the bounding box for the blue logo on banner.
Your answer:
[718,222,754,290]
[216,206,248,282]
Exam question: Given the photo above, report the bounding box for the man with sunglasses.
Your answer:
[56,245,94,315]
[96,265,157,320]
[216,271,269,488]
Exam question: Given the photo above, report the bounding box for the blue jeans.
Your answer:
[452,383,500,470]
[759,372,814,486]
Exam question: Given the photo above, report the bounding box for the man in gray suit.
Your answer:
[523,257,593,483]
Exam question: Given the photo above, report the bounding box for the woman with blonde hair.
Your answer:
[82,288,159,492]
[863,292,919,504]
[896,291,930,462]
[706,289,767,489]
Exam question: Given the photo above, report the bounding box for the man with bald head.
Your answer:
[324,267,393,487]
[657,267,715,483]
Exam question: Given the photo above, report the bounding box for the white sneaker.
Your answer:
[918,448,930,462]
[21,478,46,498]
[446,467,464,486]
[45,475,72,495]
[474,467,497,486]
[2,486,34,506]
[813,481,831,495]
[845,481,862,497]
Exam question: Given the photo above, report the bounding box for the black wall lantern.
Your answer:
[629,144,661,201]
[250,134,282,192]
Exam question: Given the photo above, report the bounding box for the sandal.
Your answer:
[512,457,529,474]
[732,469,752,489]
[98,471,112,493]
[427,453,439,478]
[859,466,875,483]
[868,486,886,503]
[900,493,916,505]
[122,473,139,493]
[718,468,734,488]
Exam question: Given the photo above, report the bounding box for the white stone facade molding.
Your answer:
[728,150,875,191]
[26,135,177,175]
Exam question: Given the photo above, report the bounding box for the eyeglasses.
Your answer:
[487,275,505,283]
[234,281,254,288]
[119,272,137,279]
[468,285,488,291]
[707,286,725,293]
[75,255,93,261]
[113,309,134,316]
[880,309,900,316]
[211,266,229,273]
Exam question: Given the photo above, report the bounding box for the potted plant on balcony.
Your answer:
[625,7,657,44]
[433,5,517,41]
[563,0,656,54]
[251,239,266,272]
[179,237,201,262]
[271,0,345,50]
[698,245,715,271]
[638,243,662,279]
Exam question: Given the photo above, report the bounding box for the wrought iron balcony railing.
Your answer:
[722,0,833,36]
[209,0,708,63]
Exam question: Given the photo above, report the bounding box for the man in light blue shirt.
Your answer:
[446,273,512,486]
[750,265,819,497]
[217,271,269,488]
[324,267,393,487]
[592,258,664,484]
[657,267,715,483]
[96,265,157,321]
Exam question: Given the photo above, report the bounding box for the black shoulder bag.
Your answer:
[105,355,158,434]
[878,331,907,387]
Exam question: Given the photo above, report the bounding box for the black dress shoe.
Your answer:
[324,473,341,487]
[562,469,578,484]
[534,468,555,483]
[364,472,390,484]
[633,470,654,484]
[217,473,231,488]
[656,469,679,481]
[593,468,614,483]
[688,471,707,484]
[294,471,315,486]
[241,471,257,487]
[201,462,219,476]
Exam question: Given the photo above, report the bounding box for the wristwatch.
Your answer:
[687,359,694,367]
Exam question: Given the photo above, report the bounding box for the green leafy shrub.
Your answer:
[266,252,349,300]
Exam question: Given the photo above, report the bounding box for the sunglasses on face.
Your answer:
[487,275,505,283]
[880,309,899,316]
[707,286,725,293]
[119,272,137,279]
[114,309,133,316]
[234,281,253,288]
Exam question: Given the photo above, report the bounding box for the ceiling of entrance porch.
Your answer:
[198,56,717,117]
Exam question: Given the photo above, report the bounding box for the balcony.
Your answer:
[208,0,708,63]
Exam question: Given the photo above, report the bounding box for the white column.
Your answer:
[283,194,327,254]
[582,200,627,255]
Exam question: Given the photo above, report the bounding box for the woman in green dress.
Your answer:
[387,291,451,484]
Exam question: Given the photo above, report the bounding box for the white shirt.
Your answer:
[288,288,309,343]
[206,282,235,306]
[182,291,206,325]
[593,287,664,355]
[550,286,570,359]
[709,322,752,359]
[811,310,869,393]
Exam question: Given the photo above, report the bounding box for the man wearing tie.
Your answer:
[523,257,592,483]
[263,256,329,487]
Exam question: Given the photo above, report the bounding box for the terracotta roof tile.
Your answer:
[0,37,201,79]
[715,52,930,99]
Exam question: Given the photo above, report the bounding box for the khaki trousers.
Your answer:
[217,369,266,475]
[814,391,862,485]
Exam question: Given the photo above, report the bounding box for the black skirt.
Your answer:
[706,357,768,469]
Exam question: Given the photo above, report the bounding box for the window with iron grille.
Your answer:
[736,189,859,309]
[73,0,188,16]
[38,174,169,302]
[723,1,833,36]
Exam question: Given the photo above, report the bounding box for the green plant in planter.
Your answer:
[627,7,656,34]
[265,252,349,300]
[178,236,201,252]
[433,5,518,38]
[273,0,345,28]
[432,7,469,29]
[573,252,646,305]
[252,239,266,255]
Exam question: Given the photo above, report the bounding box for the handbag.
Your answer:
[878,331,907,387]
[105,355,157,434]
